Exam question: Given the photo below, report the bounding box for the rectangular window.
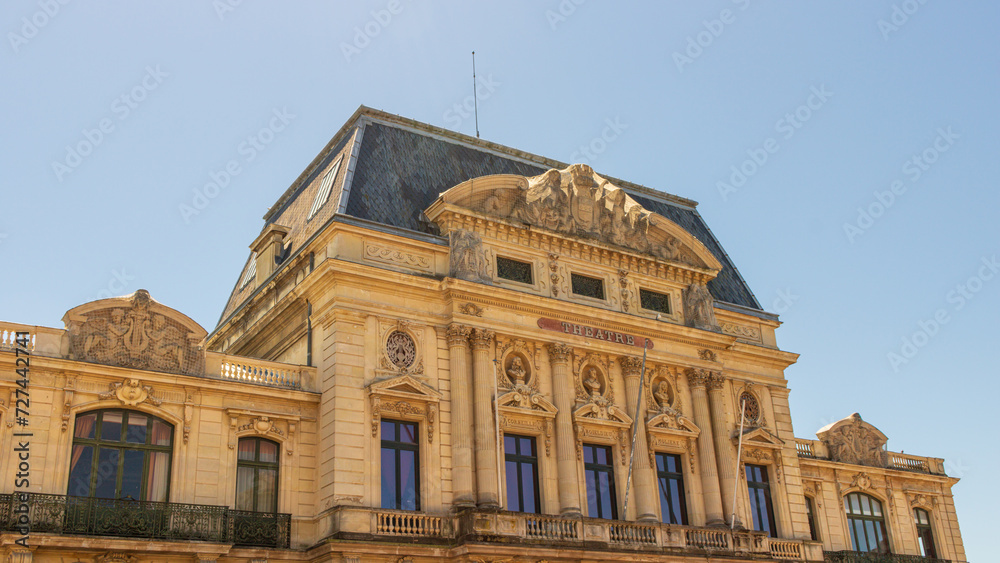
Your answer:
[571,273,605,300]
[655,453,687,524]
[381,419,419,511]
[640,289,671,315]
[583,444,617,519]
[746,464,777,537]
[504,435,540,513]
[496,256,533,285]
[805,496,819,541]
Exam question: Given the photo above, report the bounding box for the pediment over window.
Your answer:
[425,165,723,273]
[367,374,441,443]
[497,388,557,415]
[732,426,784,450]
[647,412,700,439]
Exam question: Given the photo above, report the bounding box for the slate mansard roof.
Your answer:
[216,106,762,327]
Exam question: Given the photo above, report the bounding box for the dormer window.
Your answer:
[308,156,343,220]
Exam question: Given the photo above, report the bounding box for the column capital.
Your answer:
[469,328,495,350]
[685,367,710,388]
[547,342,573,362]
[618,355,644,378]
[446,323,472,347]
[706,372,726,391]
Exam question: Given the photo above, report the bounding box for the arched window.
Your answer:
[844,493,890,553]
[236,437,280,512]
[68,409,173,501]
[914,508,937,558]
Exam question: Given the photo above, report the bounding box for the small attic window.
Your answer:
[308,156,344,220]
[240,254,257,289]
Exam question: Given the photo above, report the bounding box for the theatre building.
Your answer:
[1,107,965,562]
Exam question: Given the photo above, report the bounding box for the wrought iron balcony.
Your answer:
[824,551,952,563]
[0,493,290,549]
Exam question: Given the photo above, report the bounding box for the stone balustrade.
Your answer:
[0,322,64,356]
[325,506,822,560]
[795,438,946,476]
[205,351,315,391]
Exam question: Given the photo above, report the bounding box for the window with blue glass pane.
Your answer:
[655,452,687,524]
[504,435,540,513]
[583,443,617,519]
[381,419,420,511]
[746,464,777,537]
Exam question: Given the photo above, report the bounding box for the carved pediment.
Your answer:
[647,412,699,437]
[817,413,888,468]
[733,427,784,450]
[498,388,557,415]
[426,165,722,272]
[63,289,206,376]
[573,402,632,426]
[368,374,442,403]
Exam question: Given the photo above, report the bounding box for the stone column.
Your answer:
[686,368,725,525]
[547,343,582,517]
[470,328,499,508]
[708,373,741,528]
[619,356,657,522]
[447,324,475,508]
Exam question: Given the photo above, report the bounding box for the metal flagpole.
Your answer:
[492,359,504,508]
[731,396,747,530]
[621,340,648,519]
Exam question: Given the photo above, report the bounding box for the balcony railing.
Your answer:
[0,493,290,549]
[824,551,952,563]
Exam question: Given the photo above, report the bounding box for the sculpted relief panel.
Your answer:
[818,413,889,468]
[65,290,206,376]
[431,165,723,273]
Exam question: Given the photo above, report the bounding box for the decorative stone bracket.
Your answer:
[368,373,442,443]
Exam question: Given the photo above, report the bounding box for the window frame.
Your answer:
[235,437,280,513]
[582,443,618,520]
[914,507,937,558]
[805,495,819,541]
[570,273,606,301]
[380,419,421,511]
[844,492,890,553]
[655,452,688,525]
[639,288,672,316]
[745,463,778,537]
[503,434,541,514]
[68,409,174,502]
[495,256,534,286]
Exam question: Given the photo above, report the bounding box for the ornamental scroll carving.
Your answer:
[99,377,162,407]
[66,289,205,376]
[818,413,888,468]
[377,318,424,376]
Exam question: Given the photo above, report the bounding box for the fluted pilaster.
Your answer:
[470,328,499,507]
[620,356,657,522]
[447,324,475,508]
[547,343,581,517]
[686,368,725,525]
[708,373,741,527]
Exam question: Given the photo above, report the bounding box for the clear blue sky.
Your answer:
[2,2,996,559]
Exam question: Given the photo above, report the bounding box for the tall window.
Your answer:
[844,493,890,553]
[655,452,687,524]
[746,464,777,537]
[805,496,819,541]
[381,419,419,510]
[914,508,937,558]
[504,435,540,513]
[236,438,279,512]
[583,444,617,519]
[68,410,173,502]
